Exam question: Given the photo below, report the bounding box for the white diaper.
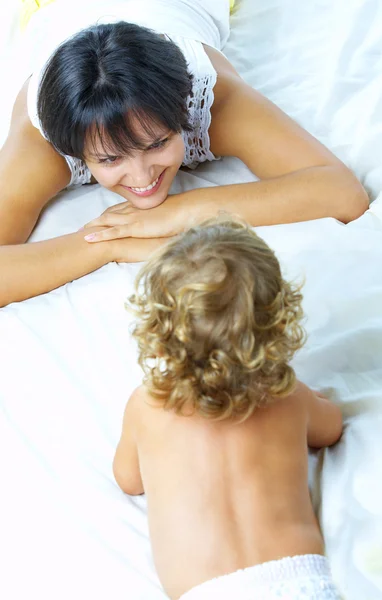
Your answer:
[179,554,342,599]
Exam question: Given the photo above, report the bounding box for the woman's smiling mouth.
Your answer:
[122,170,166,197]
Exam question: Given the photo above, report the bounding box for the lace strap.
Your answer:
[64,156,92,187]
[182,71,218,169]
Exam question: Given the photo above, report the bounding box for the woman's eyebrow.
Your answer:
[86,133,172,158]
[144,133,172,149]
[86,152,118,159]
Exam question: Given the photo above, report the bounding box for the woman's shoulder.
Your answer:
[11,79,31,125]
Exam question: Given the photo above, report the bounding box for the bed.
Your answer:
[1,1,382,598]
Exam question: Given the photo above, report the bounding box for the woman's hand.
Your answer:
[82,193,191,243]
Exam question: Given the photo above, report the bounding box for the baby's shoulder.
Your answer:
[129,384,153,408]
[128,384,164,420]
[252,386,309,432]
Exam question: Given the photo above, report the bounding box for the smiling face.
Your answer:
[84,119,185,210]
[37,21,193,205]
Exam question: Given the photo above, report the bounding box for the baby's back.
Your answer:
[134,389,324,600]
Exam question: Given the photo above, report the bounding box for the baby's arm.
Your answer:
[295,381,343,448]
[113,388,144,496]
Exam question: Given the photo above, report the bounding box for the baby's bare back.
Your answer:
[135,391,324,600]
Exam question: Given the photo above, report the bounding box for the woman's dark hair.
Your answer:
[37,22,193,160]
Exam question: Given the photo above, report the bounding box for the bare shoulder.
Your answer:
[123,385,165,441]
[130,384,154,403]
[6,79,45,146]
[231,387,306,443]
[260,385,308,425]
[243,382,341,452]
[126,385,148,411]
[119,385,149,436]
[126,385,156,417]
[11,78,30,123]
[202,45,239,77]
[0,79,71,245]
[202,44,241,106]
[288,381,343,448]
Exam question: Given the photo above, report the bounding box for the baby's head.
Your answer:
[129,218,305,421]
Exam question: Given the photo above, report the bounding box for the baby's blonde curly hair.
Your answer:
[128,218,305,421]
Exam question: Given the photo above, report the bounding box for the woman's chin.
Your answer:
[126,189,168,210]
[111,166,179,208]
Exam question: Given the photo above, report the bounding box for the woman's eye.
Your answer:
[149,137,169,151]
[99,156,121,165]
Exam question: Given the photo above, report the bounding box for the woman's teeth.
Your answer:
[130,176,159,192]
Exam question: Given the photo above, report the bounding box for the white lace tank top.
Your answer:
[26,0,230,187]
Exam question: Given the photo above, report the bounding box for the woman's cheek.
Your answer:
[85,163,119,189]
[167,136,185,167]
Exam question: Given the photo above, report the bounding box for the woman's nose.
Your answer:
[122,154,153,187]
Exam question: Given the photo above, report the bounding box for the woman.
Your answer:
[0,0,368,307]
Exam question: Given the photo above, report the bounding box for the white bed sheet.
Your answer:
[1,1,382,599]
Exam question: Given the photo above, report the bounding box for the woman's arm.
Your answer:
[0,230,167,307]
[0,231,109,306]
[202,46,368,225]
[165,164,366,227]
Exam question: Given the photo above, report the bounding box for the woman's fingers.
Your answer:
[108,201,131,212]
[84,210,134,229]
[84,225,132,242]
[83,202,133,228]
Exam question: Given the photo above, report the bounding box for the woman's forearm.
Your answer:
[183,165,369,226]
[0,230,112,307]
[0,230,169,308]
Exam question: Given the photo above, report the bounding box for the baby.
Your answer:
[113,218,343,600]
